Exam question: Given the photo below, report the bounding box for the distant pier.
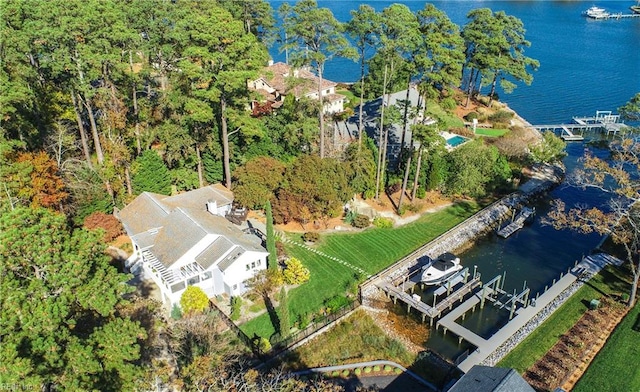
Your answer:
[532,110,630,141]
[587,12,640,19]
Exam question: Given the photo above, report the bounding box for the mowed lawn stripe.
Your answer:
[240,202,479,338]
[320,205,474,273]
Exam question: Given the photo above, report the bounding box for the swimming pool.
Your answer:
[446,135,468,148]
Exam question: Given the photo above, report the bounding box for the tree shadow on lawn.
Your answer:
[448,200,478,219]
[583,266,630,299]
[263,293,281,339]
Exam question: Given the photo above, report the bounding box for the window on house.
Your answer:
[171,282,186,293]
[187,276,200,286]
[233,284,238,291]
[256,260,261,267]
[246,264,250,271]
[251,262,256,269]
[202,271,212,280]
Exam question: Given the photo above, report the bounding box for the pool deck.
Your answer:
[438,253,621,372]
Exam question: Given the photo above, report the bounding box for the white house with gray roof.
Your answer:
[117,184,268,308]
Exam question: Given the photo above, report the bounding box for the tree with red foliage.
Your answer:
[4,151,68,211]
[83,212,125,242]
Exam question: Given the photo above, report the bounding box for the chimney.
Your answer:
[206,199,218,215]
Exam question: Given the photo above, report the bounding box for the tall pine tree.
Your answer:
[131,149,171,195]
[0,207,145,390]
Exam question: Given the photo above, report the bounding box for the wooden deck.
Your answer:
[497,208,534,238]
[448,254,622,372]
[379,276,481,321]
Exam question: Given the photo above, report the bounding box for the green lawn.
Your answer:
[337,88,357,108]
[475,128,510,137]
[240,201,480,339]
[497,265,630,373]
[573,299,640,392]
[426,101,464,130]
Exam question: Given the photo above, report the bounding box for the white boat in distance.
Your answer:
[582,6,610,19]
[421,252,463,286]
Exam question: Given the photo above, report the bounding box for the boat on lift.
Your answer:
[421,252,463,286]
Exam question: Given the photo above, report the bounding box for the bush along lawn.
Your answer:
[497,265,630,374]
[239,202,480,340]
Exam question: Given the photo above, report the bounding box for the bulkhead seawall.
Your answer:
[360,163,564,306]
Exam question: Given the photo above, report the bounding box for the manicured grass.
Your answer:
[426,101,464,130]
[497,265,630,373]
[573,300,640,392]
[337,88,357,108]
[240,202,480,339]
[283,309,415,369]
[475,128,510,137]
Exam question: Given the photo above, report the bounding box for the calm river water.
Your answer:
[269,0,639,359]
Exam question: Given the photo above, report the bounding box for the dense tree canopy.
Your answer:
[0,207,144,390]
[463,8,539,104]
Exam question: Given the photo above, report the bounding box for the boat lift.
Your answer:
[480,272,530,320]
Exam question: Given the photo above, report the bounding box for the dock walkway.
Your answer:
[441,253,621,372]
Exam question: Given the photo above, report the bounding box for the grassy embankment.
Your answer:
[498,265,630,373]
[281,309,457,389]
[284,309,414,369]
[573,289,640,391]
[240,201,481,339]
[425,101,464,130]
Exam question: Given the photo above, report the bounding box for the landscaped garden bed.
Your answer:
[523,298,627,391]
[572,299,640,392]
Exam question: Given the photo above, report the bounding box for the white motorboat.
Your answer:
[420,252,463,286]
[582,6,610,19]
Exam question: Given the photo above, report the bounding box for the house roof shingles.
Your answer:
[117,192,170,236]
[119,184,267,271]
[162,184,233,210]
[195,236,235,270]
[448,366,535,392]
[151,208,208,268]
[258,62,337,99]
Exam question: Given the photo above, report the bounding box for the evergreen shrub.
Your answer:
[352,214,370,228]
[372,217,393,229]
[302,232,319,242]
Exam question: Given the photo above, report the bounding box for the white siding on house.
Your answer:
[222,251,267,288]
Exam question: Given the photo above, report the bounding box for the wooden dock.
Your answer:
[380,274,481,323]
[449,254,622,372]
[532,110,629,138]
[560,126,584,141]
[496,207,534,238]
[588,12,640,19]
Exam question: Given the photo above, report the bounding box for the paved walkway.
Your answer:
[436,253,622,372]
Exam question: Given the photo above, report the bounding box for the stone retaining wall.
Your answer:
[360,166,563,307]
